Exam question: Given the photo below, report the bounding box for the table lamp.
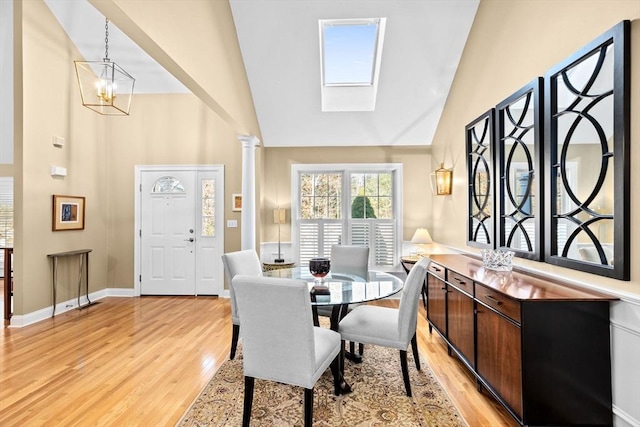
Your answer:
[411,228,432,257]
[273,208,286,263]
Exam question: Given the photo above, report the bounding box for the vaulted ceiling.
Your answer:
[44,0,479,147]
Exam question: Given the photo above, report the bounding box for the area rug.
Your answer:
[178,343,466,427]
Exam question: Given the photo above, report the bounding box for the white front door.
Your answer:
[138,167,224,296]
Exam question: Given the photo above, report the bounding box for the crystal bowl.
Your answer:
[480,249,514,271]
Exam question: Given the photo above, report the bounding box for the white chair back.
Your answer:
[221,250,263,323]
[398,257,429,342]
[233,275,317,388]
[330,245,369,280]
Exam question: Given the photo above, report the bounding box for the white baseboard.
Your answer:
[7,287,136,328]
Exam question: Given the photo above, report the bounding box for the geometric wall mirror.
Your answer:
[544,20,630,280]
[467,108,495,249]
[496,78,543,261]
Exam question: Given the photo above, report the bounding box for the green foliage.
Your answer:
[351,195,376,219]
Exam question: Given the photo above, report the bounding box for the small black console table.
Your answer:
[47,249,93,317]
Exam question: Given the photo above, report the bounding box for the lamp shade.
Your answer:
[431,163,453,195]
[411,228,432,244]
[273,208,286,224]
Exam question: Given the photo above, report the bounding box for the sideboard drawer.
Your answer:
[475,284,521,323]
[427,262,446,280]
[448,271,473,296]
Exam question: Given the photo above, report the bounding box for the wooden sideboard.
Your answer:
[426,254,616,427]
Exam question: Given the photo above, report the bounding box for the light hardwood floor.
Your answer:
[1,296,518,426]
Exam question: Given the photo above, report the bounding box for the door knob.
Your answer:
[185,237,195,242]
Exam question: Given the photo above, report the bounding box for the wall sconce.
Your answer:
[431,163,453,195]
[74,18,135,115]
[273,208,287,263]
[411,227,433,256]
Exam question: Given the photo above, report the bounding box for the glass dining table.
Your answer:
[264,267,404,331]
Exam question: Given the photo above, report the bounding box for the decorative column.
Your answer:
[237,135,260,250]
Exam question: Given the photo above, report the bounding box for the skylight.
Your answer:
[321,19,380,86]
[319,18,386,111]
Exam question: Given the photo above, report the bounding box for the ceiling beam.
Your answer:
[88,0,256,137]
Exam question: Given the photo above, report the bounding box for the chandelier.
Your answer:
[74,18,135,115]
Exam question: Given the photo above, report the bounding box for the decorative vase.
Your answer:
[309,257,331,282]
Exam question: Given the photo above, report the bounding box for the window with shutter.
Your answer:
[292,164,402,270]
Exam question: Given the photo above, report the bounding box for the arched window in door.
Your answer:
[151,176,185,193]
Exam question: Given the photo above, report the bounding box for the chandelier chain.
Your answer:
[104,18,110,61]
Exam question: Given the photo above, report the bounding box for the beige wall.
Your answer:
[431,0,640,295]
[16,0,107,314]
[260,146,432,245]
[14,0,261,315]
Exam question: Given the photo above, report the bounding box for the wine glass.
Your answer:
[309,257,330,283]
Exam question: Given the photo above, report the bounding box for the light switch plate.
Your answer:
[227,220,238,228]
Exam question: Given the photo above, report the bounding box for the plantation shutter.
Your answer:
[299,220,343,267]
[350,219,395,268]
[350,221,370,247]
[374,220,396,267]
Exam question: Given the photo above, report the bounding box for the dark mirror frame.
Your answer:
[466,109,495,249]
[544,20,630,280]
[496,78,544,261]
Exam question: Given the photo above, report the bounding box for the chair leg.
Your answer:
[349,341,365,356]
[421,281,427,310]
[311,306,320,327]
[330,352,341,396]
[411,333,421,371]
[340,340,346,376]
[304,387,314,427]
[242,376,255,427]
[230,324,240,360]
[400,350,412,397]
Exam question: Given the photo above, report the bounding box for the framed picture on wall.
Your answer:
[232,193,242,212]
[52,195,85,231]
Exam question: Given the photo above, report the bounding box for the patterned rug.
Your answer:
[178,342,466,426]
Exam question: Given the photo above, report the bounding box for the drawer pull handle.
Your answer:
[456,280,466,285]
[484,295,503,305]
[432,267,442,272]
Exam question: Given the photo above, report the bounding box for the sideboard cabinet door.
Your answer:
[476,306,523,419]
[446,284,475,368]
[426,268,447,335]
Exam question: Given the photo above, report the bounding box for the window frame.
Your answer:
[291,163,403,271]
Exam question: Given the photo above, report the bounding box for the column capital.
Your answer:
[237,134,260,148]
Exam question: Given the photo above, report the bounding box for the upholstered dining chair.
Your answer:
[400,258,428,310]
[316,245,370,356]
[330,244,370,279]
[220,249,263,360]
[338,256,429,397]
[233,275,342,427]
